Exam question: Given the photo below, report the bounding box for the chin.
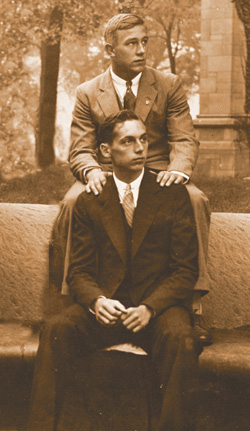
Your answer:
[129,64,145,75]
[134,66,145,73]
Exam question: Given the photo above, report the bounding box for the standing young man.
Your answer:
[52,13,211,343]
[28,111,202,431]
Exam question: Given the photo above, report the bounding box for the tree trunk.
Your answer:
[166,33,176,74]
[244,32,250,114]
[165,15,177,74]
[36,7,63,168]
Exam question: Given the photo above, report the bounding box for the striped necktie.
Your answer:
[122,184,135,227]
[124,81,136,111]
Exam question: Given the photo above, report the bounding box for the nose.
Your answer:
[137,42,145,55]
[134,139,144,152]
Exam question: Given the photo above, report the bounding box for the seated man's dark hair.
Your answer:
[104,14,145,45]
[98,110,143,147]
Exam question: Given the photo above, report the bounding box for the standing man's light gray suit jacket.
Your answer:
[69,66,199,181]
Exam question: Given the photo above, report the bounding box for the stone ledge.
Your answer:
[0,323,39,361]
[199,327,250,378]
[1,323,250,380]
[194,115,247,127]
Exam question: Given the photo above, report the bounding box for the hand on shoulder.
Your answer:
[156,171,185,187]
[86,169,112,195]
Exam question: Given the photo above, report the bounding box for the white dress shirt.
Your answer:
[113,169,144,208]
[110,67,141,103]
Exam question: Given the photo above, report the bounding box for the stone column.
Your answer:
[194,0,250,178]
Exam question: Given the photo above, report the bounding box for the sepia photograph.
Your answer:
[1,1,250,430]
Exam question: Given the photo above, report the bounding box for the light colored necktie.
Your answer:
[124,81,136,111]
[122,184,135,227]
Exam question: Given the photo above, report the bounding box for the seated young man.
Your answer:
[27,110,203,431]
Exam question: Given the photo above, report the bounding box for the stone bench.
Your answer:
[1,203,250,430]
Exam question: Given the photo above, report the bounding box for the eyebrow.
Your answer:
[120,135,135,141]
[120,133,147,141]
[125,36,148,43]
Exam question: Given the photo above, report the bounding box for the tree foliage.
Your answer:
[118,0,201,91]
[1,0,40,177]
[33,0,114,168]
[1,0,200,177]
[1,0,115,174]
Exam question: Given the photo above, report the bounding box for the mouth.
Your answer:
[133,59,145,65]
[132,157,145,163]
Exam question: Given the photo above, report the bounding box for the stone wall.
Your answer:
[194,0,250,178]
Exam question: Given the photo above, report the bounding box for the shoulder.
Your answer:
[74,189,100,215]
[75,69,109,97]
[75,175,115,209]
[143,170,189,202]
[144,66,182,89]
[159,182,190,201]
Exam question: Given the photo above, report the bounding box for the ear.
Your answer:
[99,143,112,159]
[105,43,115,58]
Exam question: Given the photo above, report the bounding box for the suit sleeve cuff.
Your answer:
[89,295,106,315]
[169,170,189,184]
[83,167,103,184]
[142,304,156,318]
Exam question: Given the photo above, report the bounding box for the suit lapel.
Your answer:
[97,69,120,118]
[97,67,158,121]
[99,177,127,263]
[135,68,158,123]
[98,172,162,262]
[131,170,162,260]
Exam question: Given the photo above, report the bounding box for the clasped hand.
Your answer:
[94,297,153,333]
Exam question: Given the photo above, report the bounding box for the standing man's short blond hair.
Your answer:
[104,13,145,45]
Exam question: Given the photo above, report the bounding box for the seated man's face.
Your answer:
[103,119,148,181]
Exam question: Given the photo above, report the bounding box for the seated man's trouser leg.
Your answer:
[26,304,202,431]
[51,181,211,299]
[148,306,203,431]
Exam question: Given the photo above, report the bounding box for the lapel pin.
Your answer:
[146,100,149,105]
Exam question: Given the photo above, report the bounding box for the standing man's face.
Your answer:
[106,25,148,81]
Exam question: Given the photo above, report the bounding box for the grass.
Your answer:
[0,163,250,213]
[0,163,75,205]
[195,176,250,213]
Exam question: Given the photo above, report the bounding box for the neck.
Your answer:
[114,168,143,184]
[112,64,140,82]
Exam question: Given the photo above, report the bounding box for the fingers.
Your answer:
[96,310,117,326]
[121,306,150,332]
[86,170,110,195]
[113,300,127,314]
[173,175,183,184]
[95,298,126,327]
[122,314,142,332]
[86,176,105,195]
[156,171,184,187]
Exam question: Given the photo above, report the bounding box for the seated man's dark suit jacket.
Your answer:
[67,169,198,315]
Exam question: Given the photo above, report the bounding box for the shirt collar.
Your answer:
[110,67,142,87]
[113,169,144,207]
[113,169,144,191]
